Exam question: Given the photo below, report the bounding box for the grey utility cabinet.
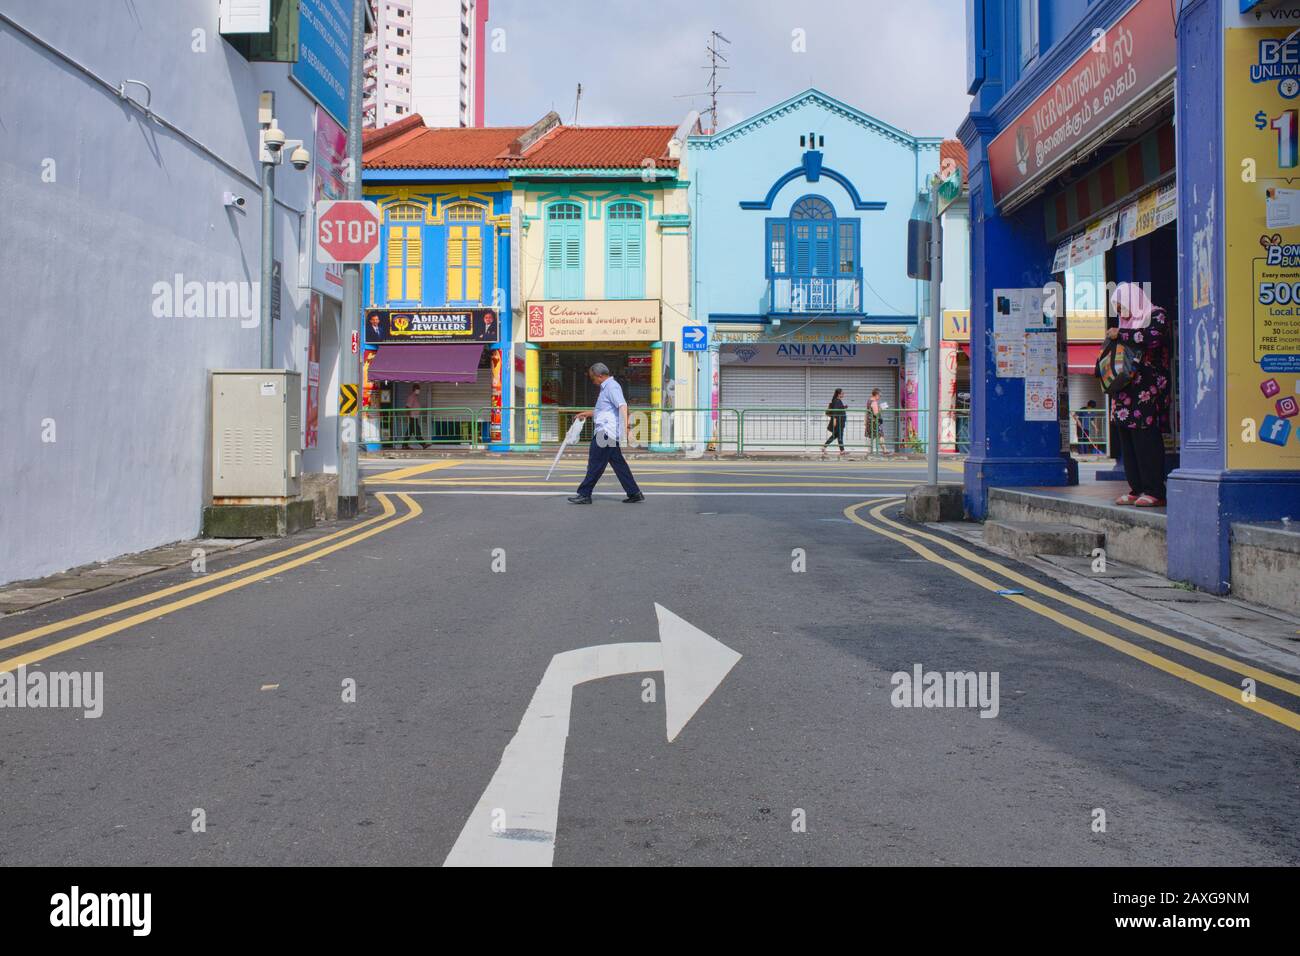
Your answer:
[211,370,302,497]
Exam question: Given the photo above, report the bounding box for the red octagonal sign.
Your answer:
[316,199,382,265]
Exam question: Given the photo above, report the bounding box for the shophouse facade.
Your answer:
[688,89,943,451]
[961,0,1300,595]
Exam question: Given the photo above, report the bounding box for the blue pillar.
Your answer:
[489,217,513,451]
[1167,0,1300,592]
[959,114,1076,519]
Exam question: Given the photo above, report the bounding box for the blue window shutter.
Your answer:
[625,220,643,298]
[606,221,624,298]
[564,222,583,298]
[546,226,564,299]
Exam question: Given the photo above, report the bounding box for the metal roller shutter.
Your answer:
[809,366,899,447]
[720,365,806,448]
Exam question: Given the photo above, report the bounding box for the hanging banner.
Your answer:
[1225,22,1300,469]
[305,293,321,449]
[986,0,1176,206]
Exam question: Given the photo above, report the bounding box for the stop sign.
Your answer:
[316,200,381,264]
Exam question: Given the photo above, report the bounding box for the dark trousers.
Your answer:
[576,433,641,497]
[1118,426,1166,499]
[403,416,425,446]
[824,419,845,450]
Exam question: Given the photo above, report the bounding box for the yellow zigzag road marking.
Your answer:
[0,494,422,673]
[362,460,464,481]
[845,499,1300,734]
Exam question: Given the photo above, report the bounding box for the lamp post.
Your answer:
[257,91,311,369]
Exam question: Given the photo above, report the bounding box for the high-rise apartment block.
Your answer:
[364,0,488,129]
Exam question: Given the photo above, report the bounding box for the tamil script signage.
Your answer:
[987,0,1176,207]
[365,308,500,344]
[526,300,661,342]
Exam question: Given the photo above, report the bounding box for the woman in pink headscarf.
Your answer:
[1106,282,1171,507]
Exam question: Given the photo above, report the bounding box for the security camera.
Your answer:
[263,125,285,152]
[289,145,311,171]
[223,191,246,209]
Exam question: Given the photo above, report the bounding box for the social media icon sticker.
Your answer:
[1261,378,1281,398]
[1261,415,1293,446]
[1279,396,1300,419]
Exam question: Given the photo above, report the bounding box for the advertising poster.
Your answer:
[993,289,1027,377]
[1225,22,1300,469]
[490,348,502,443]
[306,293,321,449]
[313,107,348,294]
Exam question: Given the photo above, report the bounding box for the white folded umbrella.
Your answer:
[546,417,589,481]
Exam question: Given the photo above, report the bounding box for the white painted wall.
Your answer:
[0,0,335,584]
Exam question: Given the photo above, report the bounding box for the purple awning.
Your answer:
[368,344,484,383]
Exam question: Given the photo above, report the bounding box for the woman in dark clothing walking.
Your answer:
[822,388,848,458]
[1107,282,1171,507]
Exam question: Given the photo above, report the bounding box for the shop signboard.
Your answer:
[364,308,500,344]
[987,0,1176,207]
[525,300,661,342]
[1224,16,1300,469]
[291,0,352,129]
[718,343,902,366]
[942,309,970,342]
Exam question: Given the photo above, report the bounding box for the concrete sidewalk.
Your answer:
[935,520,1300,678]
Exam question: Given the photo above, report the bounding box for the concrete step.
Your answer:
[983,519,1105,557]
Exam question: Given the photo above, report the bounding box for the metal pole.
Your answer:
[338,0,366,518]
[927,182,942,487]
[260,159,275,368]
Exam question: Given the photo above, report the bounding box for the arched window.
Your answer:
[791,196,834,220]
[605,201,645,299]
[545,202,584,299]
[767,195,858,278]
[446,201,484,222]
[385,203,424,302]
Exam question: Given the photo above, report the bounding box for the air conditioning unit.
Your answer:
[211,370,302,498]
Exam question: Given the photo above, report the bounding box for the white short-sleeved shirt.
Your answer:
[593,376,626,440]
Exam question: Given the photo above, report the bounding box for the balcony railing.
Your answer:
[768,275,862,314]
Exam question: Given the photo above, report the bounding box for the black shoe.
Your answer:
[622,493,645,503]
[567,495,593,504]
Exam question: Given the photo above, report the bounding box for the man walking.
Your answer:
[568,362,644,504]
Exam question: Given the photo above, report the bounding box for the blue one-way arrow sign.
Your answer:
[682,325,707,351]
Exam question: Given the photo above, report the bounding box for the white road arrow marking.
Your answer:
[443,604,741,867]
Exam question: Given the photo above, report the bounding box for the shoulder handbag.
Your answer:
[1095,338,1142,397]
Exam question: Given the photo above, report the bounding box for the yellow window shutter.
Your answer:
[466,227,482,301]
[387,227,405,300]
[447,225,463,300]
[406,228,422,300]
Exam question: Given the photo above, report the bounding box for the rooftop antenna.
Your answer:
[674,30,753,133]
[573,82,582,125]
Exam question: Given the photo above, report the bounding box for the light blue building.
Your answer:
[687,89,944,450]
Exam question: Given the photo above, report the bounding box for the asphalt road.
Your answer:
[1,455,1298,866]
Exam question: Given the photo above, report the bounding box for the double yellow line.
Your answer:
[0,493,422,673]
[846,498,1300,733]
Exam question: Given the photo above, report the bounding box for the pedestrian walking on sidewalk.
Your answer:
[568,363,644,504]
[822,388,848,458]
[1106,282,1170,508]
[404,383,427,450]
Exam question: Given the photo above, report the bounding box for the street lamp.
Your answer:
[257,91,311,369]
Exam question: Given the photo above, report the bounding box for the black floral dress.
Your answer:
[1110,307,1170,432]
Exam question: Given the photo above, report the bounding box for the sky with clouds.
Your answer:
[483,0,971,138]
